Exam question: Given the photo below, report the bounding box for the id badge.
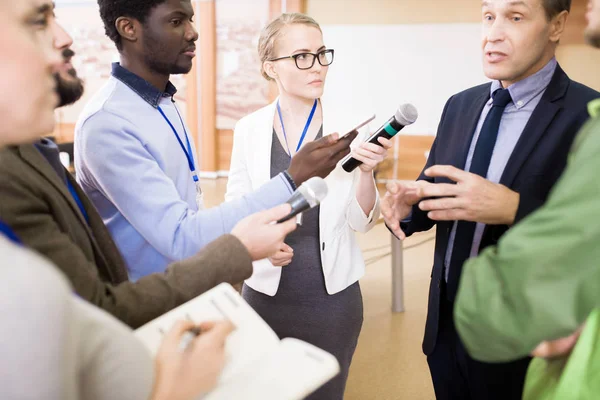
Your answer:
[195,180,205,210]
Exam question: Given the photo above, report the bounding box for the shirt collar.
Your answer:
[490,57,557,110]
[588,99,600,118]
[111,62,178,108]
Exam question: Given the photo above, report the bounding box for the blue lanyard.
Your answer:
[0,221,21,244]
[157,103,199,183]
[67,179,89,224]
[276,99,318,156]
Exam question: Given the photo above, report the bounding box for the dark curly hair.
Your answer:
[97,0,167,50]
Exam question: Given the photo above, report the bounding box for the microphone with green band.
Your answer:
[341,103,419,173]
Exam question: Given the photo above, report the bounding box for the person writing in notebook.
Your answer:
[0,1,232,399]
[75,0,356,281]
[225,13,392,400]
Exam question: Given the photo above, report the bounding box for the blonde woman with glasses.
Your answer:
[226,13,392,399]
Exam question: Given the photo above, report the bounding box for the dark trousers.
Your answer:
[427,283,531,400]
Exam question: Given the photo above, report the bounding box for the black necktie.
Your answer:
[446,88,512,301]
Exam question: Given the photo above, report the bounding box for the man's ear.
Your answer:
[549,10,569,43]
[115,16,139,45]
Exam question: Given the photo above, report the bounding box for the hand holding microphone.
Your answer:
[342,104,419,173]
[352,136,394,173]
[231,177,328,261]
[276,176,328,223]
[270,177,327,267]
[231,204,297,261]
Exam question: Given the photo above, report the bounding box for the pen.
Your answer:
[178,326,202,353]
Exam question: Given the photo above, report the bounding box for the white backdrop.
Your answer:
[321,23,490,136]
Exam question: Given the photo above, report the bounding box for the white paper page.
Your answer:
[134,283,279,381]
[204,338,340,400]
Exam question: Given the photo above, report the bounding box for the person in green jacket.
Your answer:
[453,0,600,397]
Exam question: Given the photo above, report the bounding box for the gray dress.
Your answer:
[243,128,364,400]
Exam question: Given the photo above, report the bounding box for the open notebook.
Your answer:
[134,283,340,400]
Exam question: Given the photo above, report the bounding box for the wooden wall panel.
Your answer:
[557,45,600,91]
[52,123,76,144]
[269,0,306,17]
[218,129,234,171]
[562,0,588,45]
[307,0,589,30]
[558,0,600,91]
[199,0,218,173]
[375,135,435,182]
[185,25,199,169]
[216,130,433,179]
[307,0,480,25]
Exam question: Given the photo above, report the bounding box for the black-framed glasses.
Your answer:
[268,49,335,70]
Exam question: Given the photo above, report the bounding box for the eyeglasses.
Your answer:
[268,49,335,70]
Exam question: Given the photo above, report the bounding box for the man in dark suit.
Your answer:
[0,11,298,329]
[382,0,600,399]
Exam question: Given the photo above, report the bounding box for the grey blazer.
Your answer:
[0,236,154,400]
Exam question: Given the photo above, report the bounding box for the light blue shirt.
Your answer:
[75,63,294,281]
[444,58,558,281]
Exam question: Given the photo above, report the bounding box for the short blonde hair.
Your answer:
[258,13,322,81]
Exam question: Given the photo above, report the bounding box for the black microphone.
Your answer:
[341,104,419,172]
[277,177,328,223]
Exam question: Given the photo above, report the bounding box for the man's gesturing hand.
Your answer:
[416,165,520,225]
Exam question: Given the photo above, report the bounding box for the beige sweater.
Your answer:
[0,236,153,400]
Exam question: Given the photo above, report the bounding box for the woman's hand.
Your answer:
[268,243,294,267]
[152,320,235,400]
[351,137,393,173]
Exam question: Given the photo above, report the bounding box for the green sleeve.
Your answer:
[454,117,600,362]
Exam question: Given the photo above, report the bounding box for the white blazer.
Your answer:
[225,97,380,296]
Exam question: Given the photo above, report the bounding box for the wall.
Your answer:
[557,45,600,90]
[307,0,600,91]
[304,0,600,181]
[321,23,487,136]
[307,0,480,24]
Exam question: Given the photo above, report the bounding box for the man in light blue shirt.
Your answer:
[75,0,354,280]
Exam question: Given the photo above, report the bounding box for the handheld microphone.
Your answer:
[277,177,328,223]
[341,103,419,172]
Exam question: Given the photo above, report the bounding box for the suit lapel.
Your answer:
[457,89,490,170]
[66,173,129,283]
[253,101,276,186]
[19,145,127,283]
[19,145,90,227]
[499,65,569,187]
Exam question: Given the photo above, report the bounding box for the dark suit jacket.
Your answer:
[0,144,253,328]
[401,65,600,355]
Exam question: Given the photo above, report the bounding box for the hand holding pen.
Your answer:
[153,320,236,400]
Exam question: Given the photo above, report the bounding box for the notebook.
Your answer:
[134,283,340,400]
